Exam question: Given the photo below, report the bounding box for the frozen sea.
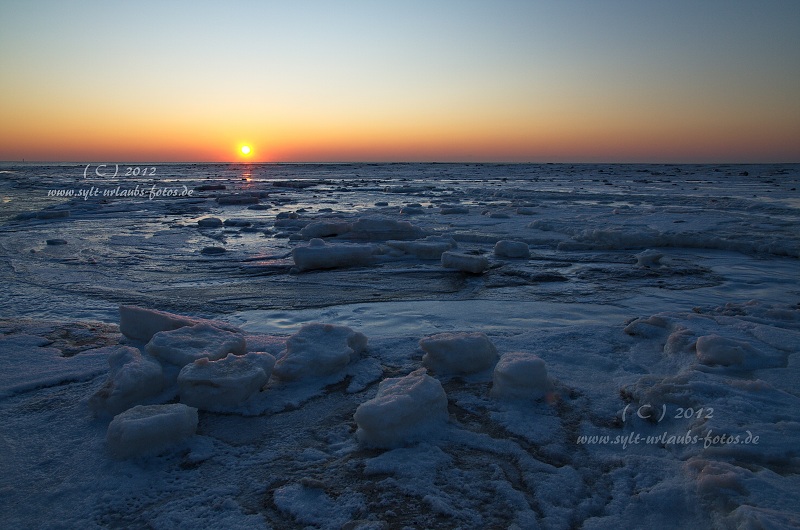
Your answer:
[0,162,799,528]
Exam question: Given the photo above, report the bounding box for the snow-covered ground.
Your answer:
[0,163,799,528]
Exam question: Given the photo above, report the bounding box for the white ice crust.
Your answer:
[273,323,368,381]
[491,351,550,400]
[419,332,498,375]
[354,368,448,447]
[178,352,276,410]
[440,251,489,274]
[145,322,246,367]
[106,403,198,459]
[89,345,163,417]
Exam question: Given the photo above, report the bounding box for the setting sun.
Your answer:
[240,145,251,156]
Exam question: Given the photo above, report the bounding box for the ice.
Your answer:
[197,217,223,228]
[297,220,353,239]
[695,334,759,367]
[118,305,197,342]
[347,216,424,240]
[385,235,457,259]
[145,322,247,367]
[88,345,163,417]
[353,368,448,447]
[106,403,198,459]
[491,351,550,400]
[440,251,489,274]
[273,323,368,381]
[292,238,375,272]
[635,249,663,267]
[177,352,275,410]
[419,331,498,375]
[273,482,365,528]
[2,163,800,527]
[493,239,531,258]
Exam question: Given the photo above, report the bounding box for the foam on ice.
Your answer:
[491,351,550,400]
[292,239,375,272]
[354,368,448,447]
[106,403,198,459]
[178,352,276,410]
[145,322,247,367]
[419,332,498,375]
[440,251,489,274]
[89,345,163,417]
[273,323,368,381]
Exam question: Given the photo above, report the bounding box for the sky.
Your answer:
[0,0,798,163]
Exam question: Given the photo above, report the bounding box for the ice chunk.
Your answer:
[106,403,198,459]
[292,239,375,272]
[197,217,223,228]
[386,235,457,260]
[440,251,489,274]
[347,217,423,240]
[491,352,550,400]
[695,334,757,367]
[440,206,469,215]
[118,305,242,342]
[119,305,196,342]
[494,240,530,259]
[623,315,671,338]
[178,352,275,410]
[146,323,247,367]
[298,220,353,239]
[89,346,164,417]
[635,249,663,267]
[273,323,368,381]
[419,332,498,375]
[663,328,696,355]
[354,368,448,447]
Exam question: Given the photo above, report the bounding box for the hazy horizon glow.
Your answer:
[1,1,799,163]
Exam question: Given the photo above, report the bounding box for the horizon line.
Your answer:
[2,160,798,166]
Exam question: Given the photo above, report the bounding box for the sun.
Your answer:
[240,145,252,156]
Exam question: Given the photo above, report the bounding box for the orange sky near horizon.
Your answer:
[1,1,799,164]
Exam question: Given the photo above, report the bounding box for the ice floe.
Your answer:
[178,352,275,410]
[106,403,198,459]
[273,323,368,381]
[145,322,246,367]
[88,345,163,417]
[354,368,448,447]
[419,331,498,375]
[292,239,375,272]
[491,351,550,400]
[440,251,489,274]
[493,239,530,258]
